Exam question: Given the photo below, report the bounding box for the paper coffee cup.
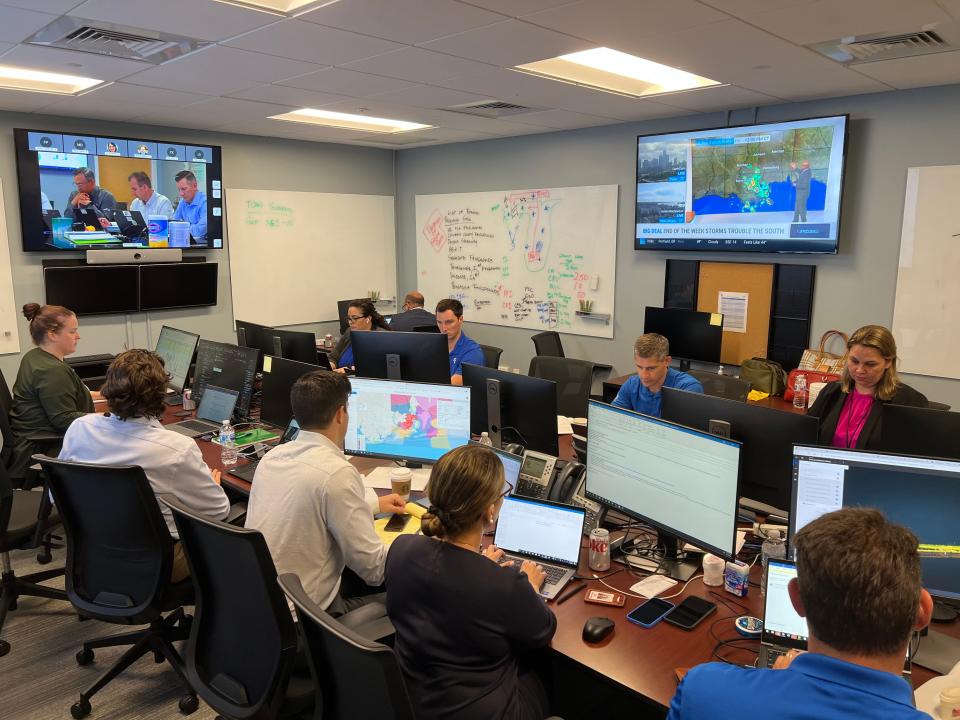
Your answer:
[703,553,725,586]
[940,687,960,719]
[390,467,412,501]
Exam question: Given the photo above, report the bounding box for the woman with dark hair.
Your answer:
[9,303,95,479]
[331,298,390,371]
[386,444,555,720]
[58,349,229,581]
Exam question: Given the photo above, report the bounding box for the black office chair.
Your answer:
[33,456,197,719]
[479,344,503,369]
[413,324,441,333]
[0,368,62,488]
[688,370,752,403]
[158,495,318,720]
[928,401,951,411]
[529,356,594,418]
[278,573,415,720]
[531,331,565,358]
[0,463,67,657]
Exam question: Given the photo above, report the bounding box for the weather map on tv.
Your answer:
[635,115,848,253]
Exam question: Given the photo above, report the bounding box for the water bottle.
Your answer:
[479,432,493,447]
[792,374,808,409]
[760,529,787,597]
[220,420,237,466]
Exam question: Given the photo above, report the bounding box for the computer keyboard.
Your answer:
[515,479,547,498]
[178,420,216,433]
[542,565,567,584]
[763,647,787,668]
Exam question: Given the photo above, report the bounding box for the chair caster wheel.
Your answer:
[76,648,94,665]
[179,694,199,714]
[0,639,10,657]
[71,698,91,719]
[36,550,52,564]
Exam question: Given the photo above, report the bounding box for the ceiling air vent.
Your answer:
[443,100,543,118]
[26,17,209,64]
[808,28,955,65]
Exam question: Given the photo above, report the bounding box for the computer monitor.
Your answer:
[879,404,960,460]
[260,328,319,366]
[585,400,742,581]
[643,307,723,369]
[153,326,199,394]
[352,330,450,384]
[461,363,559,457]
[260,355,320,429]
[660,387,819,514]
[192,340,258,421]
[235,319,272,351]
[344,377,471,465]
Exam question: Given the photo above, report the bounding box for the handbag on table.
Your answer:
[798,330,849,375]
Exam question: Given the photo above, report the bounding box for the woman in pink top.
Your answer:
[807,325,928,449]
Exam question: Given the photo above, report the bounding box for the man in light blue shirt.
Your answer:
[436,298,484,385]
[172,169,207,241]
[128,171,173,218]
[612,333,703,417]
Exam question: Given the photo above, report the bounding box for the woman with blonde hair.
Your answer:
[385,444,556,720]
[808,324,927,449]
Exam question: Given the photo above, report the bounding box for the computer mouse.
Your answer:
[582,616,615,643]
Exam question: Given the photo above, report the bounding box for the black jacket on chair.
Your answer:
[807,381,928,450]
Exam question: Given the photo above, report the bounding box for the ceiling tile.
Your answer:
[0,0,81,11]
[699,0,817,16]
[222,19,403,66]
[0,87,69,113]
[420,19,593,66]
[308,96,441,125]
[76,81,208,107]
[125,105,230,131]
[0,43,148,81]
[179,96,291,120]
[656,84,782,112]
[68,0,276,42]
[852,49,960,90]
[277,67,420,97]
[454,0,582,17]
[368,83,493,110]
[298,0,505,45]
[226,83,353,107]
[122,45,320,96]
[0,6,57,44]
[33,94,151,121]
[340,47,495,84]
[506,108,619,129]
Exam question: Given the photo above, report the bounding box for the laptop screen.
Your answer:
[761,558,808,648]
[196,385,239,424]
[494,496,585,567]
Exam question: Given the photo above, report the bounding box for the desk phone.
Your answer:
[516,450,557,499]
[571,477,605,535]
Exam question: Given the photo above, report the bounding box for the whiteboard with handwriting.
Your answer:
[415,185,618,338]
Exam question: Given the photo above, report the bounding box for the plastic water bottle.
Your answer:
[220,420,237,466]
[479,432,493,447]
[760,529,787,597]
[793,374,808,409]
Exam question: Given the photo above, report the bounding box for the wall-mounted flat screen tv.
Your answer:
[635,115,848,253]
[14,128,223,252]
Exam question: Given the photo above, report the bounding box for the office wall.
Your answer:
[0,110,394,386]
[396,83,960,408]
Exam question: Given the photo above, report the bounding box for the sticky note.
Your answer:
[710,313,722,326]
[263,356,272,373]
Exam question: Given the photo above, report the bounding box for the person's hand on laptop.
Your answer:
[482,545,504,563]
[521,560,546,592]
[379,493,407,514]
[773,649,804,669]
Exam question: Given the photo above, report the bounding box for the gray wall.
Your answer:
[0,110,394,385]
[396,83,960,408]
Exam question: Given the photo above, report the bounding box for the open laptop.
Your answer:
[493,495,585,600]
[167,385,239,438]
[228,418,300,483]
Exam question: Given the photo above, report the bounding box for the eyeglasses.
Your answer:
[499,479,514,499]
[347,315,367,323]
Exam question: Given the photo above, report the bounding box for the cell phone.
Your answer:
[383,514,409,533]
[664,596,717,630]
[626,597,675,628]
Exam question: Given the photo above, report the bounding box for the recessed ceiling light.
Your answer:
[0,65,103,95]
[212,0,341,16]
[515,47,721,98]
[269,108,433,134]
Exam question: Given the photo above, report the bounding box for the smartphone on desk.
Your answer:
[664,596,716,630]
[626,597,675,629]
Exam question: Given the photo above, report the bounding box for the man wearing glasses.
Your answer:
[388,291,437,332]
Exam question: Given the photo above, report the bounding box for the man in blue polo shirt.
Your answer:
[436,298,484,386]
[667,507,934,720]
[172,170,207,241]
[612,333,702,417]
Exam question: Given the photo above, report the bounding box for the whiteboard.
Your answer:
[226,189,396,328]
[892,166,960,379]
[0,178,21,356]
[415,185,618,338]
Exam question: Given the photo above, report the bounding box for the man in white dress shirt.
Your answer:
[245,370,406,614]
[128,171,173,218]
[59,349,229,581]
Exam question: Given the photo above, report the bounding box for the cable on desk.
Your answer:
[708,615,760,667]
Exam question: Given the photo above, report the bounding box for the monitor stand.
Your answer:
[485,378,503,449]
[659,533,701,582]
[678,358,691,372]
[385,353,402,381]
[913,629,960,675]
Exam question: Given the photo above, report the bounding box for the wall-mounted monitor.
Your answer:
[635,115,848,253]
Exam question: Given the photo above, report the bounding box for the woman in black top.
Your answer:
[386,444,556,720]
[807,324,927,450]
[331,298,390,371]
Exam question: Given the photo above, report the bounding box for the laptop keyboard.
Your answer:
[763,647,787,668]
[177,420,216,433]
[502,555,567,585]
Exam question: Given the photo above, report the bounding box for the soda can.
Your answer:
[589,528,611,572]
[324,334,333,349]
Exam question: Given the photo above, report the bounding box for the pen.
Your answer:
[556,581,586,605]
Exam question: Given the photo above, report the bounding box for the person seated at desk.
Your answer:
[58,349,229,582]
[172,170,206,241]
[388,290,437,331]
[387,444,555,720]
[807,324,927,450]
[244,370,405,614]
[331,298,391,371]
[128,171,173,219]
[612,333,703,417]
[667,507,933,719]
[9,303,95,480]
[436,298,484,386]
[67,167,115,229]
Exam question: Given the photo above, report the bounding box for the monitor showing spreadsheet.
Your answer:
[154,326,199,393]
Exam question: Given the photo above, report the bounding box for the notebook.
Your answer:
[167,386,239,438]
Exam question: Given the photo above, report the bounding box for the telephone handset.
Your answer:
[570,476,606,535]
[547,461,586,504]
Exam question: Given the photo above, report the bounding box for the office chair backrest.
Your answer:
[0,368,16,455]
[278,573,415,720]
[528,356,594,418]
[531,331,565,358]
[0,462,12,537]
[34,456,173,621]
[161,495,300,720]
[688,370,751,403]
[479,344,503,369]
[928,400,951,411]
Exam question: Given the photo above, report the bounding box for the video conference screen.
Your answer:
[14,128,223,252]
[635,115,848,253]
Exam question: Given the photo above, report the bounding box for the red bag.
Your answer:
[784,369,839,402]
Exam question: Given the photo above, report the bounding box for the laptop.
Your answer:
[228,419,300,483]
[115,210,147,239]
[493,495,586,600]
[167,385,239,438]
[416,443,523,510]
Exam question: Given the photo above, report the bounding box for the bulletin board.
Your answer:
[697,262,774,365]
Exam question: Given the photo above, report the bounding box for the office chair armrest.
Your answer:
[339,602,394,642]
[24,430,63,443]
[225,502,247,526]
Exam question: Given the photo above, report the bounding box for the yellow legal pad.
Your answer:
[374,502,427,547]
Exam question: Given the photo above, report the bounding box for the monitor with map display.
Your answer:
[344,377,471,464]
